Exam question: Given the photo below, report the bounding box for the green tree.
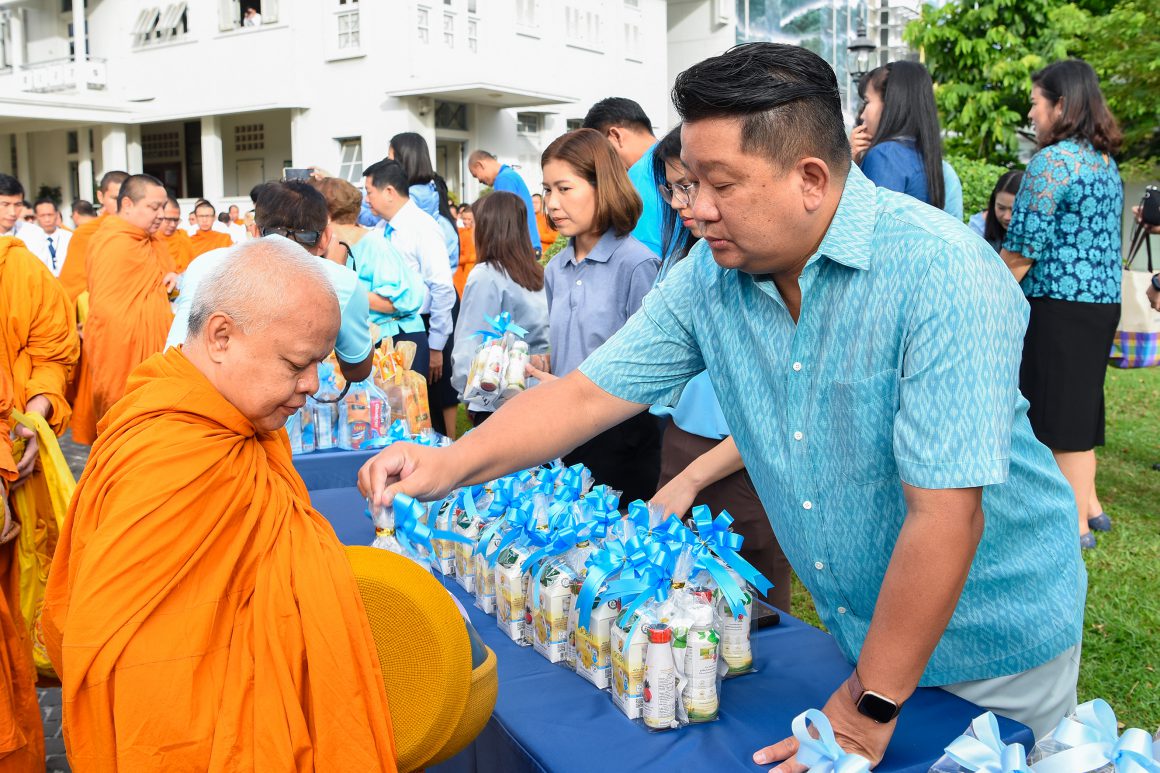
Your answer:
[904,0,1073,164]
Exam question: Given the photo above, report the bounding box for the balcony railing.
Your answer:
[15,58,107,94]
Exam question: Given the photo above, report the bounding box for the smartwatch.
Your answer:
[1151,273,1160,292]
[847,669,902,723]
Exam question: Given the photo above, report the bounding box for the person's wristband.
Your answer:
[1150,273,1160,292]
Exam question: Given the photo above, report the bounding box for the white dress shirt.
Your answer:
[383,199,456,351]
[18,224,71,277]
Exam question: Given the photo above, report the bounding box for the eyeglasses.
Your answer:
[261,226,322,248]
[658,181,698,208]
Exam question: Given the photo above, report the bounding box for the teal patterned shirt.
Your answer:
[580,165,1085,685]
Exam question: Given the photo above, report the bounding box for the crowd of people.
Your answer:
[0,37,1155,771]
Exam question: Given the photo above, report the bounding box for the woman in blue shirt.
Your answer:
[649,126,792,610]
[855,61,962,218]
[968,169,1023,253]
[535,128,661,503]
[1002,59,1123,549]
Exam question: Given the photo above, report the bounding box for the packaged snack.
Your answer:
[574,595,619,690]
[675,587,719,722]
[338,380,390,450]
[716,585,754,676]
[495,544,534,645]
[610,608,652,720]
[530,557,578,664]
[501,340,530,399]
[429,496,456,577]
[287,402,314,454]
[312,401,337,451]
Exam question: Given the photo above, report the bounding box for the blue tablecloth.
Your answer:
[306,487,1033,773]
[293,448,379,491]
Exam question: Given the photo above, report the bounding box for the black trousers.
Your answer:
[563,412,662,507]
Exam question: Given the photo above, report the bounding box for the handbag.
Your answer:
[1110,186,1160,368]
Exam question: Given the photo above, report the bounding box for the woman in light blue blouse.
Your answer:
[649,127,792,610]
[1002,59,1123,549]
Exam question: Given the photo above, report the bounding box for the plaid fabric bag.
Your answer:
[1110,220,1160,368]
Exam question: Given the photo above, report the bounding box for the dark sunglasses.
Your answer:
[261,226,321,248]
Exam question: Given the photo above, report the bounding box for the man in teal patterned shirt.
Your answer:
[360,44,1085,767]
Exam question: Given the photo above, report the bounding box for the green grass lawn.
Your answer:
[461,366,1160,728]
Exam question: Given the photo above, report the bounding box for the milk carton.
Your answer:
[495,545,533,644]
[574,597,620,689]
[610,616,649,719]
[531,559,577,664]
[453,506,481,593]
[473,527,503,615]
[430,498,456,577]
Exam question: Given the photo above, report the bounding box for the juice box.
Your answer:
[430,499,456,577]
[453,507,480,593]
[531,559,577,664]
[574,597,620,689]
[495,545,533,644]
[610,617,649,719]
[473,539,499,615]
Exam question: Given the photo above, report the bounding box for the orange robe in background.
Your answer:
[57,214,110,303]
[74,219,172,444]
[189,229,232,261]
[454,226,476,296]
[43,348,398,771]
[0,369,47,773]
[536,211,559,254]
[157,229,194,273]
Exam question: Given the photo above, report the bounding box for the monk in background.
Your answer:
[0,369,44,773]
[45,238,398,771]
[190,199,232,260]
[155,198,193,272]
[57,171,127,304]
[72,174,176,444]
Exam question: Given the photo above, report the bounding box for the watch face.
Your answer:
[856,691,899,723]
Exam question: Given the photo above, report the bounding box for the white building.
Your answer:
[0,0,670,214]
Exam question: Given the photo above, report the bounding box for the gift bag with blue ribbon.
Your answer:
[1028,699,1160,773]
[930,711,1031,773]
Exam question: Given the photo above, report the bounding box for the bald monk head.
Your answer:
[96,170,129,217]
[160,198,181,237]
[116,174,167,234]
[193,200,217,233]
[184,237,340,433]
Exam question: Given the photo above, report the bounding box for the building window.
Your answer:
[435,101,468,131]
[220,0,280,31]
[624,0,639,6]
[143,131,181,160]
[565,6,601,50]
[516,0,539,31]
[566,118,583,131]
[417,6,430,43]
[337,10,359,49]
[516,112,541,135]
[234,124,265,153]
[467,17,477,52]
[67,131,78,155]
[467,0,477,11]
[131,7,161,46]
[337,138,362,182]
[443,12,454,46]
[624,22,641,61]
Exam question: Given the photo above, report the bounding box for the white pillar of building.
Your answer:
[127,124,143,174]
[200,115,225,202]
[9,10,25,69]
[14,133,31,190]
[73,0,88,64]
[78,128,95,201]
[100,125,128,172]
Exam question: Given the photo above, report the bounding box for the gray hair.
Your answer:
[186,236,337,340]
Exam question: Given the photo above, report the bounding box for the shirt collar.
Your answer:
[568,229,622,265]
[811,164,877,272]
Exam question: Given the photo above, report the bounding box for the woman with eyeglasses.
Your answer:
[534,128,662,503]
[310,177,428,370]
[649,125,792,610]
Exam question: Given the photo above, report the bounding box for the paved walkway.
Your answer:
[38,430,88,773]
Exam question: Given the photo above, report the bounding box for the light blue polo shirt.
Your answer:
[580,165,1085,686]
[493,164,539,251]
[627,143,669,259]
[347,232,427,342]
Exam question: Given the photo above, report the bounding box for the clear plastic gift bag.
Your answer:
[337,379,391,450]
[1028,699,1160,773]
[929,712,1030,773]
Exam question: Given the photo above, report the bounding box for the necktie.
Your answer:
[383,222,395,239]
[47,236,56,270]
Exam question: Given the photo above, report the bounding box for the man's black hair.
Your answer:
[582,97,654,135]
[672,43,851,176]
[362,159,410,196]
[33,197,58,212]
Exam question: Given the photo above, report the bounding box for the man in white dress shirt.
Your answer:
[20,199,71,276]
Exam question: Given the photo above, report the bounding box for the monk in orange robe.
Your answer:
[454,204,476,296]
[155,197,194,272]
[44,238,398,770]
[0,368,45,773]
[532,193,559,254]
[57,170,127,304]
[73,174,177,444]
[189,199,233,260]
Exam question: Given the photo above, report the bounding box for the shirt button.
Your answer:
[576,279,583,286]
[792,361,802,372]
[814,561,824,571]
[802,500,812,510]
[837,606,847,614]
[793,431,803,441]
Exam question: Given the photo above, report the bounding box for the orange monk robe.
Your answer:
[156,228,194,273]
[189,228,232,261]
[57,214,113,304]
[454,226,476,296]
[75,218,173,444]
[44,348,398,770]
[0,369,46,773]
[536,211,559,254]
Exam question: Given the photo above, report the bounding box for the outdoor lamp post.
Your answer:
[846,24,876,86]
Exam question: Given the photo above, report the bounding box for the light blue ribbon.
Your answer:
[474,311,529,342]
[654,515,749,615]
[942,712,1031,773]
[792,709,872,773]
[690,505,774,596]
[379,494,473,561]
[1032,700,1160,773]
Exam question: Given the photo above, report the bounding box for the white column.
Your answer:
[73,0,88,64]
[9,10,25,69]
[78,128,95,201]
[200,115,225,202]
[14,133,30,191]
[126,124,143,174]
[100,125,128,173]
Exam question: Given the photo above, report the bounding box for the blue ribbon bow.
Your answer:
[475,311,529,342]
[690,505,774,596]
[1033,700,1160,773]
[942,713,1031,773]
[792,709,872,773]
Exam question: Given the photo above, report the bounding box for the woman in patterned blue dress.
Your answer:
[1001,59,1123,549]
